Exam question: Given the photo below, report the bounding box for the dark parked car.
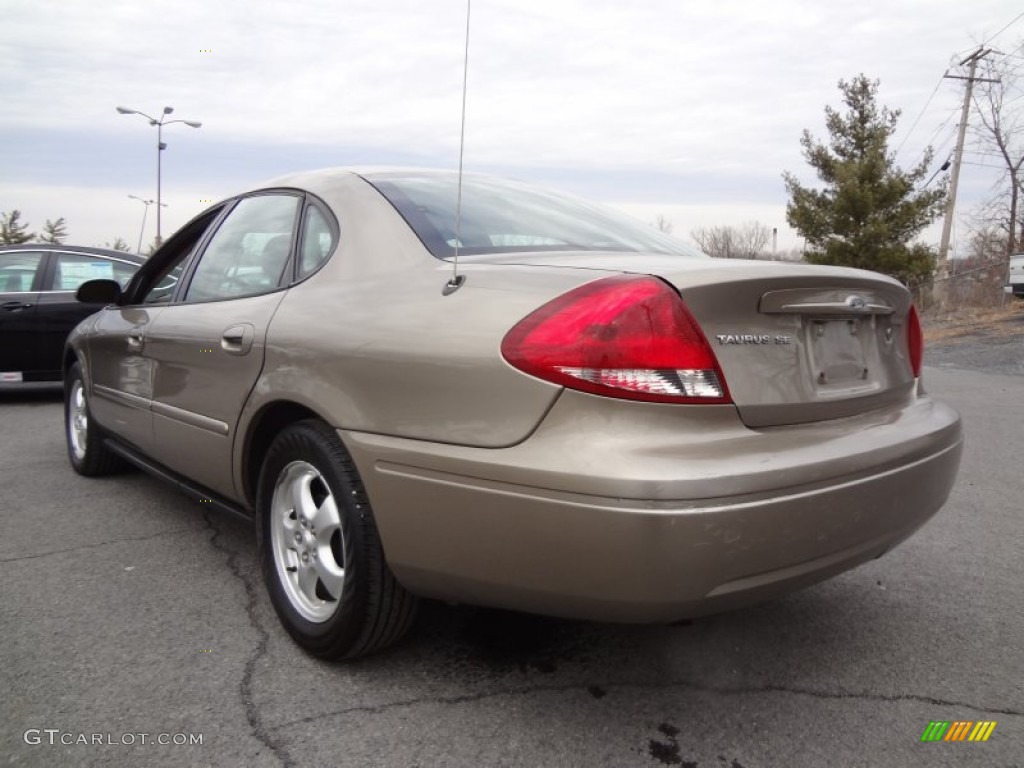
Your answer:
[0,245,143,382]
[64,169,961,660]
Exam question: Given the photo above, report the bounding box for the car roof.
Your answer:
[0,244,145,264]
[248,166,470,199]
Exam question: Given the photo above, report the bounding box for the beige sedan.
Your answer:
[64,169,962,659]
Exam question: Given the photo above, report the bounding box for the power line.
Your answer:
[962,157,1011,166]
[931,130,957,159]
[961,161,1007,169]
[953,15,1024,62]
[894,75,947,160]
[984,10,1024,46]
[922,156,951,187]
[917,126,960,190]
[907,107,960,172]
[894,36,1021,168]
[923,106,962,143]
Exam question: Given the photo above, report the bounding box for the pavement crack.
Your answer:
[268,677,1024,731]
[0,528,193,563]
[202,511,295,768]
[727,681,1024,715]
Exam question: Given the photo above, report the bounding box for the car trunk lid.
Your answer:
[468,252,916,428]
[671,271,914,427]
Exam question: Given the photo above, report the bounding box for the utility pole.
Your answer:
[938,48,997,262]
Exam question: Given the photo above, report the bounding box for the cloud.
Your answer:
[2,0,1021,251]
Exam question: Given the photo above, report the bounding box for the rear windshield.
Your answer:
[362,171,705,260]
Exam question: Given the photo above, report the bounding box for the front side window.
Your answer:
[0,251,45,292]
[141,263,186,305]
[363,172,706,260]
[129,207,224,305]
[53,254,136,291]
[185,195,300,302]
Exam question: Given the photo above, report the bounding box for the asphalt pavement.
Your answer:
[925,308,1024,377]
[1,363,1021,768]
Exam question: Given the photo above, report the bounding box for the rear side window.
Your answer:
[53,254,136,290]
[298,205,335,279]
[0,251,44,292]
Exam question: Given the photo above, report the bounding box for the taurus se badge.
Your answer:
[716,334,793,345]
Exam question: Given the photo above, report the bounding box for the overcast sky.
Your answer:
[1,0,1022,255]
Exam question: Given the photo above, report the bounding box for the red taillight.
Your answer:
[907,303,923,377]
[501,275,731,404]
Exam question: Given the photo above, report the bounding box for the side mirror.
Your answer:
[76,279,122,304]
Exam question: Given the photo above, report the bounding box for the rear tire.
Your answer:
[65,361,125,476]
[256,419,417,659]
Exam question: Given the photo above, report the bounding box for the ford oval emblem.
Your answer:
[846,295,867,309]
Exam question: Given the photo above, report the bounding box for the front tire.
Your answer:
[65,361,125,476]
[256,419,417,659]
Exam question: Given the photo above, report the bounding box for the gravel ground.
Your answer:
[923,304,1024,376]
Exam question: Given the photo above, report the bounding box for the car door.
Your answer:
[86,213,220,453]
[34,251,139,380]
[0,249,46,381]
[144,193,301,499]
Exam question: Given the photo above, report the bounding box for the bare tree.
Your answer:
[962,221,1009,267]
[691,221,771,259]
[691,224,733,258]
[654,214,674,234]
[935,221,1011,309]
[734,221,771,258]
[972,48,1024,256]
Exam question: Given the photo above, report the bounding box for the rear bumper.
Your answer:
[342,390,962,622]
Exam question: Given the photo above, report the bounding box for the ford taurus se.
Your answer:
[64,169,963,660]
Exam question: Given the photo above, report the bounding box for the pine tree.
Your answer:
[40,217,68,244]
[0,210,35,245]
[783,75,946,284]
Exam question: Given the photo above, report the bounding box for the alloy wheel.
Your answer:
[68,379,88,462]
[269,461,346,622]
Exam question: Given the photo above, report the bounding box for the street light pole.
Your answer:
[116,105,201,246]
[157,119,164,242]
[128,195,167,255]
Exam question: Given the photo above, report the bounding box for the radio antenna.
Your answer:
[444,0,471,296]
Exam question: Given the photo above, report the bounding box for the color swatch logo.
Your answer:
[921,721,997,742]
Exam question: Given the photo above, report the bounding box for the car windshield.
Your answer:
[363,172,705,260]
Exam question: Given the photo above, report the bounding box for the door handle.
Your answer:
[221,323,255,355]
[1,300,33,312]
[127,333,144,351]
